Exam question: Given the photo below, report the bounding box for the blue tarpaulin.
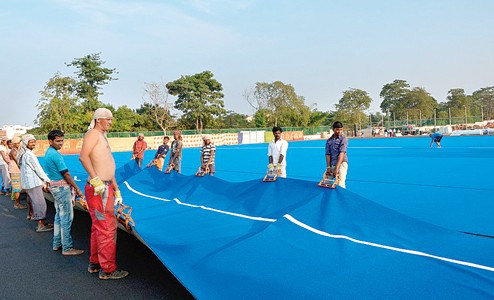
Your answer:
[42,135,494,298]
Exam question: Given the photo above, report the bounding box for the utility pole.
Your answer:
[434,109,437,130]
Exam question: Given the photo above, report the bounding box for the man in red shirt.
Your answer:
[132,133,147,168]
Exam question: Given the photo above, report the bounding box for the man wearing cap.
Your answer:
[268,126,288,178]
[0,136,11,195]
[20,134,53,231]
[168,130,183,173]
[44,130,84,256]
[8,136,26,209]
[200,134,216,176]
[79,108,128,280]
[132,133,147,168]
[325,121,349,188]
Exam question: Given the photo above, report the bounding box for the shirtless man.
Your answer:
[79,108,128,280]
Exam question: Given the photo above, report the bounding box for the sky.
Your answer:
[1,0,493,127]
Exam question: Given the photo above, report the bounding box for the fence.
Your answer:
[31,115,492,141]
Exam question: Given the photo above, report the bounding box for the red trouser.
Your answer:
[85,183,118,273]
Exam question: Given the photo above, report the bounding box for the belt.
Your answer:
[86,180,113,185]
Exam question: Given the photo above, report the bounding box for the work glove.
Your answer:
[114,190,123,206]
[89,176,106,196]
[267,163,274,170]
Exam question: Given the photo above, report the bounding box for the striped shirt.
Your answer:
[201,144,216,164]
[20,149,50,189]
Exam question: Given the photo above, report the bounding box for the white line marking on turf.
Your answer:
[123,181,276,222]
[284,214,494,273]
[123,181,494,273]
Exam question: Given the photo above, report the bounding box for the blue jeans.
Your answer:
[51,186,74,252]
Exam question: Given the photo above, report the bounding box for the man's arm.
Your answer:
[79,130,98,179]
[209,149,215,165]
[325,154,332,174]
[334,152,346,175]
[268,143,273,164]
[26,154,50,182]
[0,149,9,163]
[62,171,83,197]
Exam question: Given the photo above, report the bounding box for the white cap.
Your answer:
[88,108,113,130]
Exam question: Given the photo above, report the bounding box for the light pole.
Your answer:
[434,109,437,130]
[464,105,467,125]
[481,105,484,121]
[387,110,390,130]
[448,107,451,125]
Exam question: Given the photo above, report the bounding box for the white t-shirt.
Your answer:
[267,139,288,166]
[0,145,7,165]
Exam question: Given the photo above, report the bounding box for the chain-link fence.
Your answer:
[32,115,491,140]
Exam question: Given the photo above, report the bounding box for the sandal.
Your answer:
[36,224,54,232]
[14,204,27,209]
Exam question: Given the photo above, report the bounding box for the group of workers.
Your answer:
[4,106,445,283]
[129,122,349,189]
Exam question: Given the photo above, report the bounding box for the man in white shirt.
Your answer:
[267,126,288,178]
[0,136,11,195]
[20,134,53,232]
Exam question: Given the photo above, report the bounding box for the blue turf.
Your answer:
[40,135,494,298]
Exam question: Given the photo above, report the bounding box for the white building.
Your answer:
[1,125,33,139]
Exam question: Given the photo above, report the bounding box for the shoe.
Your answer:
[99,269,129,280]
[88,263,101,274]
[36,224,54,232]
[63,248,84,256]
[14,204,27,209]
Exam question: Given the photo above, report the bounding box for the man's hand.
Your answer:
[75,188,84,198]
[114,190,123,206]
[89,176,106,196]
[267,163,274,170]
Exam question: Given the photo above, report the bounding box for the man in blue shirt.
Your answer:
[325,121,349,188]
[153,136,170,171]
[44,130,84,255]
[430,131,443,148]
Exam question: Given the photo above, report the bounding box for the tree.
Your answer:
[445,88,472,119]
[402,87,438,121]
[109,105,145,132]
[335,88,372,129]
[166,71,226,132]
[36,72,81,132]
[244,81,311,127]
[308,109,335,127]
[472,86,494,120]
[66,53,117,114]
[143,81,174,134]
[218,111,251,129]
[379,80,411,118]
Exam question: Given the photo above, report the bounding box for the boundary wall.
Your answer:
[31,131,305,156]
